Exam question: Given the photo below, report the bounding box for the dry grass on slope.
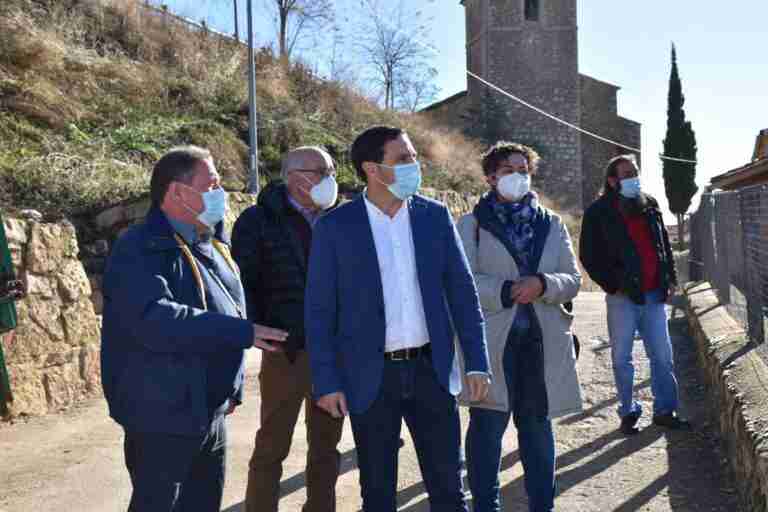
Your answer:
[0,0,487,220]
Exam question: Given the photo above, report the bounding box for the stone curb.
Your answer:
[683,281,768,512]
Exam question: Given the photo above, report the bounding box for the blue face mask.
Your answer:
[183,186,228,229]
[378,162,422,200]
[619,177,642,199]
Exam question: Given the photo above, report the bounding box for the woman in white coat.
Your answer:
[457,142,583,512]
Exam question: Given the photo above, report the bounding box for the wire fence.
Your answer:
[689,185,768,362]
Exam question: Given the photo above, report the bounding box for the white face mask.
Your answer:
[297,173,338,210]
[497,173,531,202]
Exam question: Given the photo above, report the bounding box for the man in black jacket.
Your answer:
[580,155,690,436]
[232,146,343,512]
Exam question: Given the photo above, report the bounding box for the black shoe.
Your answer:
[653,413,692,430]
[619,410,641,436]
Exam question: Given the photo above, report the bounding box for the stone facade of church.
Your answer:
[423,0,641,212]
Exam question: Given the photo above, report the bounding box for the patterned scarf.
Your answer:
[491,191,538,272]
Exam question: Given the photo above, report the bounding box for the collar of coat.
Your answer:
[143,206,229,253]
[473,190,552,273]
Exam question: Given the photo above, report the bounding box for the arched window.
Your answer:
[525,0,540,21]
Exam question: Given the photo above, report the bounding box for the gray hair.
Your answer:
[280,146,334,180]
[150,145,212,206]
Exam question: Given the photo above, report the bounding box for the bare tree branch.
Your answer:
[263,0,334,63]
[356,0,438,110]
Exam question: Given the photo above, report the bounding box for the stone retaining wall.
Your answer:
[684,281,768,511]
[1,216,100,418]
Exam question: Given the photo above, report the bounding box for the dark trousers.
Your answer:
[123,415,226,512]
[245,351,344,512]
[466,331,554,512]
[349,355,468,512]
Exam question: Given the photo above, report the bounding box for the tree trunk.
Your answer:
[279,9,289,63]
[677,213,685,251]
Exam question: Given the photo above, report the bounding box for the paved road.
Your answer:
[0,293,741,511]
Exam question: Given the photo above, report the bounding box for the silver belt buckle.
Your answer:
[389,351,406,361]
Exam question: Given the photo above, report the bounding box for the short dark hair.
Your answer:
[602,154,639,195]
[350,126,404,182]
[150,146,211,205]
[481,141,541,176]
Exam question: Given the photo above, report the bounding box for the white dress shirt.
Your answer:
[364,196,430,352]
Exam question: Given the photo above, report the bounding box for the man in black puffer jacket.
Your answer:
[580,154,690,437]
[232,146,343,512]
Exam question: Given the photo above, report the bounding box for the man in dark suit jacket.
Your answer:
[305,126,491,511]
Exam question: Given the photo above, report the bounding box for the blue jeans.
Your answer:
[124,414,227,512]
[466,332,555,512]
[606,289,679,418]
[349,355,467,512]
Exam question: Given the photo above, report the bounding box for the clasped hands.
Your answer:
[509,275,544,304]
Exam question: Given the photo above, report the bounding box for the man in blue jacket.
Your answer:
[305,126,491,511]
[101,146,288,512]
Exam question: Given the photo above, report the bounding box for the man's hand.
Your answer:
[252,324,289,352]
[317,391,348,418]
[467,374,490,402]
[510,276,544,304]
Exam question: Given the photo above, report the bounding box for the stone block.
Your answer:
[57,259,91,303]
[24,273,56,298]
[26,296,65,342]
[78,344,101,393]
[61,299,100,347]
[90,290,103,316]
[5,363,47,417]
[94,205,126,231]
[3,304,55,363]
[27,223,79,274]
[42,360,86,410]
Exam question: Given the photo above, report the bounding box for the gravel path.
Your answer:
[0,293,741,511]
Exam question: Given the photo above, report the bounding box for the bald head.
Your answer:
[282,146,336,210]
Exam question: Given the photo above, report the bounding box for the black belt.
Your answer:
[384,343,431,361]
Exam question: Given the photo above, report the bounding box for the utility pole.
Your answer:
[246,0,259,193]
[233,0,239,42]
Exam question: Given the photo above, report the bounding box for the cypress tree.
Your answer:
[662,44,698,249]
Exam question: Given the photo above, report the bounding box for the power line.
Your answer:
[466,71,697,165]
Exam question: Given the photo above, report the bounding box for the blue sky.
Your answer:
[158,0,767,219]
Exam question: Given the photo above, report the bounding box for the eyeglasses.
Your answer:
[496,166,529,176]
[292,168,336,178]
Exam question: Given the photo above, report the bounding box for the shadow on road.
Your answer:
[611,311,741,511]
[559,379,650,426]
[222,448,359,512]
